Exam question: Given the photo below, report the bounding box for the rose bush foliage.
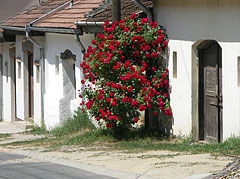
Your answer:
[79,14,172,133]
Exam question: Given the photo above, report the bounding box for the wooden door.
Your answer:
[199,42,222,142]
[28,53,34,119]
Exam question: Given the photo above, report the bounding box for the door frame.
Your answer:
[9,46,16,122]
[192,40,223,142]
[28,52,34,119]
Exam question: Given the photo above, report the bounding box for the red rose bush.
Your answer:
[79,14,172,135]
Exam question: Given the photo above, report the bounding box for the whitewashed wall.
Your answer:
[154,0,240,139]
[1,36,44,125]
[15,36,24,120]
[44,33,94,129]
[2,42,11,122]
[32,36,45,126]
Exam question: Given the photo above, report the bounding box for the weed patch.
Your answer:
[51,109,96,137]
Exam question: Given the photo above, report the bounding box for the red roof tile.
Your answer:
[35,0,103,29]
[1,0,153,31]
[86,0,153,22]
[1,0,70,27]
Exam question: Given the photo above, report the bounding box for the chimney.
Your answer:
[112,0,121,22]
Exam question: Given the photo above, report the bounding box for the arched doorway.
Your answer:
[192,40,223,142]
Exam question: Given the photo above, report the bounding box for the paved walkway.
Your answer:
[0,121,32,134]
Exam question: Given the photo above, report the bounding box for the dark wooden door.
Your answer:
[28,53,34,119]
[199,42,222,142]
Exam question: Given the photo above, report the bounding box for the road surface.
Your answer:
[0,152,115,179]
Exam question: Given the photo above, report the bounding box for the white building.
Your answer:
[2,0,238,142]
[87,0,240,142]
[0,0,103,129]
[154,0,240,142]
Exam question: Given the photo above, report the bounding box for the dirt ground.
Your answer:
[0,134,234,179]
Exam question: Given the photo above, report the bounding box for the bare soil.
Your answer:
[0,134,235,179]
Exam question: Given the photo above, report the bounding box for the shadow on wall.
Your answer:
[59,49,76,121]
[154,0,240,42]
[146,51,173,137]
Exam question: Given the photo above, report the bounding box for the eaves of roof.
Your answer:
[0,0,103,34]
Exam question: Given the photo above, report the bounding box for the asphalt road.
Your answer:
[0,152,115,179]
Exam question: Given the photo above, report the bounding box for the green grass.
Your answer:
[2,109,240,157]
[51,109,96,137]
[3,128,240,157]
[0,134,11,138]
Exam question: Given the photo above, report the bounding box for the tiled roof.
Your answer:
[86,0,153,22]
[1,0,153,30]
[1,0,102,29]
[2,0,70,27]
[36,0,103,28]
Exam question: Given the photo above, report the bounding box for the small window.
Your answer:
[5,62,8,83]
[238,57,240,87]
[173,51,177,78]
[55,55,59,75]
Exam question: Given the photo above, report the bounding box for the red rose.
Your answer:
[162,73,167,77]
[163,40,168,46]
[133,117,138,123]
[81,80,85,84]
[122,86,127,90]
[116,84,121,89]
[122,42,127,46]
[100,112,105,118]
[128,86,133,92]
[109,92,114,97]
[122,98,127,103]
[86,101,91,109]
[146,104,151,108]
[130,13,136,19]
[145,53,150,59]
[153,112,157,116]
[108,34,113,39]
[137,26,142,31]
[139,105,145,111]
[106,98,111,103]
[97,94,103,100]
[142,87,147,92]
[112,101,116,106]
[143,97,148,102]
[131,100,138,107]
[140,67,145,72]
